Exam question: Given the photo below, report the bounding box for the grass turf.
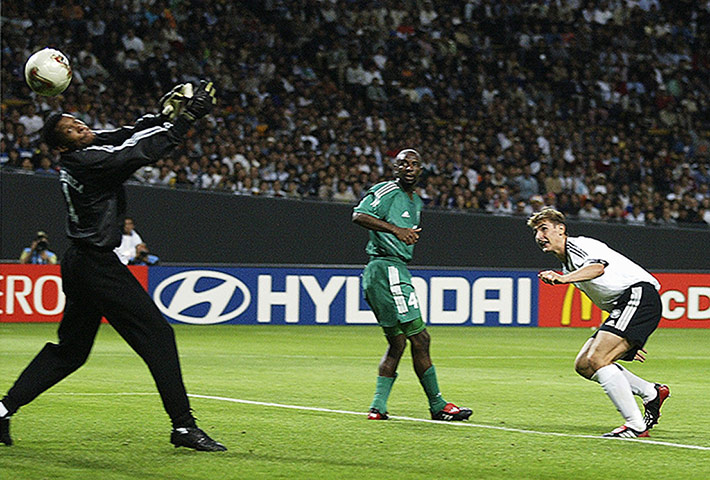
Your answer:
[1,323,709,479]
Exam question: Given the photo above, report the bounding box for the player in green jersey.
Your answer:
[352,148,472,422]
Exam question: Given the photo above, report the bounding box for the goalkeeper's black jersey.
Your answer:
[58,114,184,249]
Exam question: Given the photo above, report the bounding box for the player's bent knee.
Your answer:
[586,354,611,373]
[386,337,406,357]
[574,356,594,379]
[409,329,430,350]
[574,362,593,379]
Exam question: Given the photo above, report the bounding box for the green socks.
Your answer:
[371,367,447,413]
[370,374,397,412]
[420,366,447,412]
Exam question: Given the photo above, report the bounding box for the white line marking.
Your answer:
[48,392,710,451]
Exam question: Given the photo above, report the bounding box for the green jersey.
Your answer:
[353,180,423,263]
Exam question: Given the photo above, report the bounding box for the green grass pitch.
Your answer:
[1,323,709,479]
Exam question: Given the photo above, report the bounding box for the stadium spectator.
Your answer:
[114,217,143,265]
[19,231,58,264]
[17,104,44,141]
[128,242,160,266]
[578,199,602,221]
[1,1,708,229]
[34,155,58,176]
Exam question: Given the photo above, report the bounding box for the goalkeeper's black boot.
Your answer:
[0,418,12,446]
[170,426,226,451]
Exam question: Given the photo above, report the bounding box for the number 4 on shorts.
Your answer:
[408,292,419,309]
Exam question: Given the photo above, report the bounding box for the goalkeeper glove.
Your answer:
[181,80,217,121]
[159,83,193,120]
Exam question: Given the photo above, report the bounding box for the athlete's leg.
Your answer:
[94,256,225,450]
[74,249,191,426]
[408,328,433,378]
[583,331,646,431]
[364,261,407,417]
[378,333,406,377]
[369,333,406,416]
[613,363,656,401]
[574,338,596,379]
[408,327,471,420]
[409,329,446,412]
[2,246,102,417]
[97,265,192,425]
[2,297,101,416]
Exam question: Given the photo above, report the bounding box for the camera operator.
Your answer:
[19,231,58,264]
[128,243,160,266]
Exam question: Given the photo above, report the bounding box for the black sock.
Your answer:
[172,411,197,429]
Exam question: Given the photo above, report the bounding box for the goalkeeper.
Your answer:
[0,81,226,451]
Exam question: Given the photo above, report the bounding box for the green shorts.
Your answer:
[362,258,425,337]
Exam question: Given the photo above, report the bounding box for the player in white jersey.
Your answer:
[527,208,670,438]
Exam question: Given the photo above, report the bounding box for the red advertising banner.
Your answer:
[0,264,148,323]
[538,273,710,328]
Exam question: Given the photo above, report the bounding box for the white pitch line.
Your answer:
[49,392,710,451]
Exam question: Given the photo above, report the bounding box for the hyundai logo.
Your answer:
[153,270,251,324]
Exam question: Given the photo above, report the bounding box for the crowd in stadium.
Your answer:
[2,0,709,227]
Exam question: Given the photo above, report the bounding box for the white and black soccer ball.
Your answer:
[24,48,73,96]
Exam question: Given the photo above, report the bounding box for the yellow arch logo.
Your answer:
[561,285,609,326]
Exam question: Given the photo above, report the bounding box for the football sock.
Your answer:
[592,365,646,431]
[0,402,7,419]
[420,366,447,412]
[171,412,197,429]
[614,363,657,402]
[370,374,397,412]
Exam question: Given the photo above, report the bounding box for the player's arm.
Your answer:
[93,114,167,144]
[89,81,217,185]
[82,124,183,187]
[95,82,213,145]
[19,247,34,264]
[352,212,421,245]
[538,263,605,285]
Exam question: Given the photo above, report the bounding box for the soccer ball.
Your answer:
[24,48,73,96]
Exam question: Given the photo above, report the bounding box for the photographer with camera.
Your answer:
[128,242,160,266]
[19,231,58,264]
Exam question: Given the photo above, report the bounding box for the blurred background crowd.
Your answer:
[2,0,709,228]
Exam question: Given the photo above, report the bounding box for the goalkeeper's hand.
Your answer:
[159,83,193,120]
[181,80,217,121]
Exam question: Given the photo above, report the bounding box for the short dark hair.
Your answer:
[42,113,65,149]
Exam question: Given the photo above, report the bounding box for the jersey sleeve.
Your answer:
[353,191,383,219]
[569,237,610,268]
[80,124,182,187]
[93,114,167,146]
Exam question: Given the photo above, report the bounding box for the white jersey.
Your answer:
[562,236,660,311]
[114,230,143,265]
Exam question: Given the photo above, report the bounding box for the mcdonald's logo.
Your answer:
[560,285,609,326]
[538,282,609,328]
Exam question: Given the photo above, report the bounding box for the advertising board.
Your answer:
[2,264,707,328]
